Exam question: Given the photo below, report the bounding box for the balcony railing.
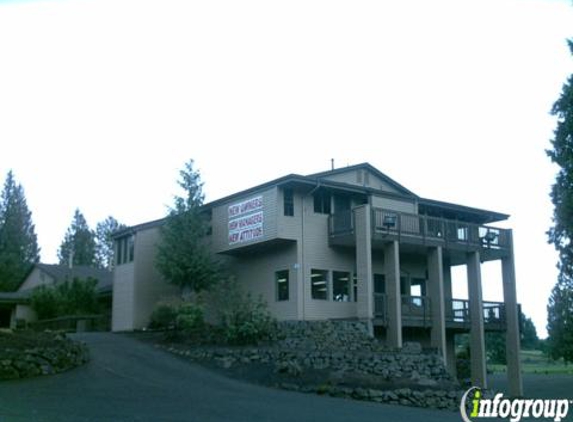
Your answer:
[329,208,510,252]
[374,293,506,329]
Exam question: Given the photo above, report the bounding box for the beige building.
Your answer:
[112,163,522,396]
[0,264,113,329]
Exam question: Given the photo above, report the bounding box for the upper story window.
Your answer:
[116,235,135,266]
[283,188,294,217]
[276,270,289,301]
[313,191,331,214]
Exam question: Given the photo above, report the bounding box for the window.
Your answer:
[374,274,385,294]
[332,271,351,302]
[283,188,294,217]
[116,239,123,265]
[128,236,135,262]
[116,235,135,266]
[276,270,289,301]
[353,273,358,302]
[311,269,328,300]
[313,191,331,214]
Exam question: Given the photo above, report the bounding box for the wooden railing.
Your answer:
[329,208,510,251]
[372,208,509,250]
[374,294,506,328]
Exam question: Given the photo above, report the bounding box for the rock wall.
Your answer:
[162,320,464,410]
[0,332,89,380]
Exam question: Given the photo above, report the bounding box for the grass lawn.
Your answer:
[489,349,573,375]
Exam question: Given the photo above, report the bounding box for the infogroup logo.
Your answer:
[460,387,571,422]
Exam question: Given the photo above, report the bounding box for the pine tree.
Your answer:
[58,209,97,267]
[95,216,124,269]
[547,280,573,362]
[0,171,40,291]
[155,160,218,292]
[547,39,573,361]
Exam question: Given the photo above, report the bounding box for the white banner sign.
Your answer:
[228,196,263,219]
[228,196,264,245]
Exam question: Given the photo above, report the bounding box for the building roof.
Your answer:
[114,162,510,235]
[307,162,417,197]
[0,291,30,304]
[30,264,112,294]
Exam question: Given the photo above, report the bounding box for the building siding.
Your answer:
[300,195,358,320]
[228,241,298,320]
[320,169,403,194]
[132,227,179,329]
[112,261,136,331]
[371,195,417,214]
[18,268,55,291]
[211,187,279,254]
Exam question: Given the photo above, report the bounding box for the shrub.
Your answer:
[30,277,100,320]
[30,285,60,320]
[149,300,205,339]
[149,302,179,330]
[175,303,205,335]
[202,277,275,345]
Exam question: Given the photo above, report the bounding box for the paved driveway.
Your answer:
[0,333,464,422]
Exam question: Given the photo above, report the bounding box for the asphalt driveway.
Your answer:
[0,333,465,422]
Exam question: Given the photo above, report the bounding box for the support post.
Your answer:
[428,246,446,362]
[355,205,373,334]
[385,240,402,348]
[467,251,487,389]
[502,230,523,397]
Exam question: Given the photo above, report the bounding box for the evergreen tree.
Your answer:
[520,315,539,350]
[547,280,573,362]
[155,160,218,292]
[0,171,40,291]
[58,209,96,267]
[547,40,573,361]
[95,216,124,269]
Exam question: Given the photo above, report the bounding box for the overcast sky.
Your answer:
[1,0,572,337]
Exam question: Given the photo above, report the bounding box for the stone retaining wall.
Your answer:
[161,320,464,410]
[0,332,89,380]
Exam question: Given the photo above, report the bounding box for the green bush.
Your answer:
[203,277,275,345]
[175,303,204,334]
[30,277,100,320]
[149,300,205,339]
[30,285,60,320]
[149,302,179,330]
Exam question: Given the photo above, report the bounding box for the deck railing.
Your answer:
[374,294,506,328]
[329,208,510,251]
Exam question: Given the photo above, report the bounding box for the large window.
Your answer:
[353,273,358,302]
[332,271,351,302]
[276,270,289,301]
[283,188,294,217]
[116,235,135,266]
[313,191,331,214]
[311,269,328,300]
[374,274,386,294]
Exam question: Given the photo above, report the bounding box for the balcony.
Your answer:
[329,208,511,261]
[373,293,507,331]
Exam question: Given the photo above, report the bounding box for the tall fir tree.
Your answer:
[95,216,124,270]
[547,39,573,361]
[155,160,218,293]
[58,209,97,267]
[0,171,40,291]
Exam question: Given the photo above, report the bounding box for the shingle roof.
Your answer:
[35,264,113,294]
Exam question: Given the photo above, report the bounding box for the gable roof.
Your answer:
[27,264,112,294]
[307,162,417,197]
